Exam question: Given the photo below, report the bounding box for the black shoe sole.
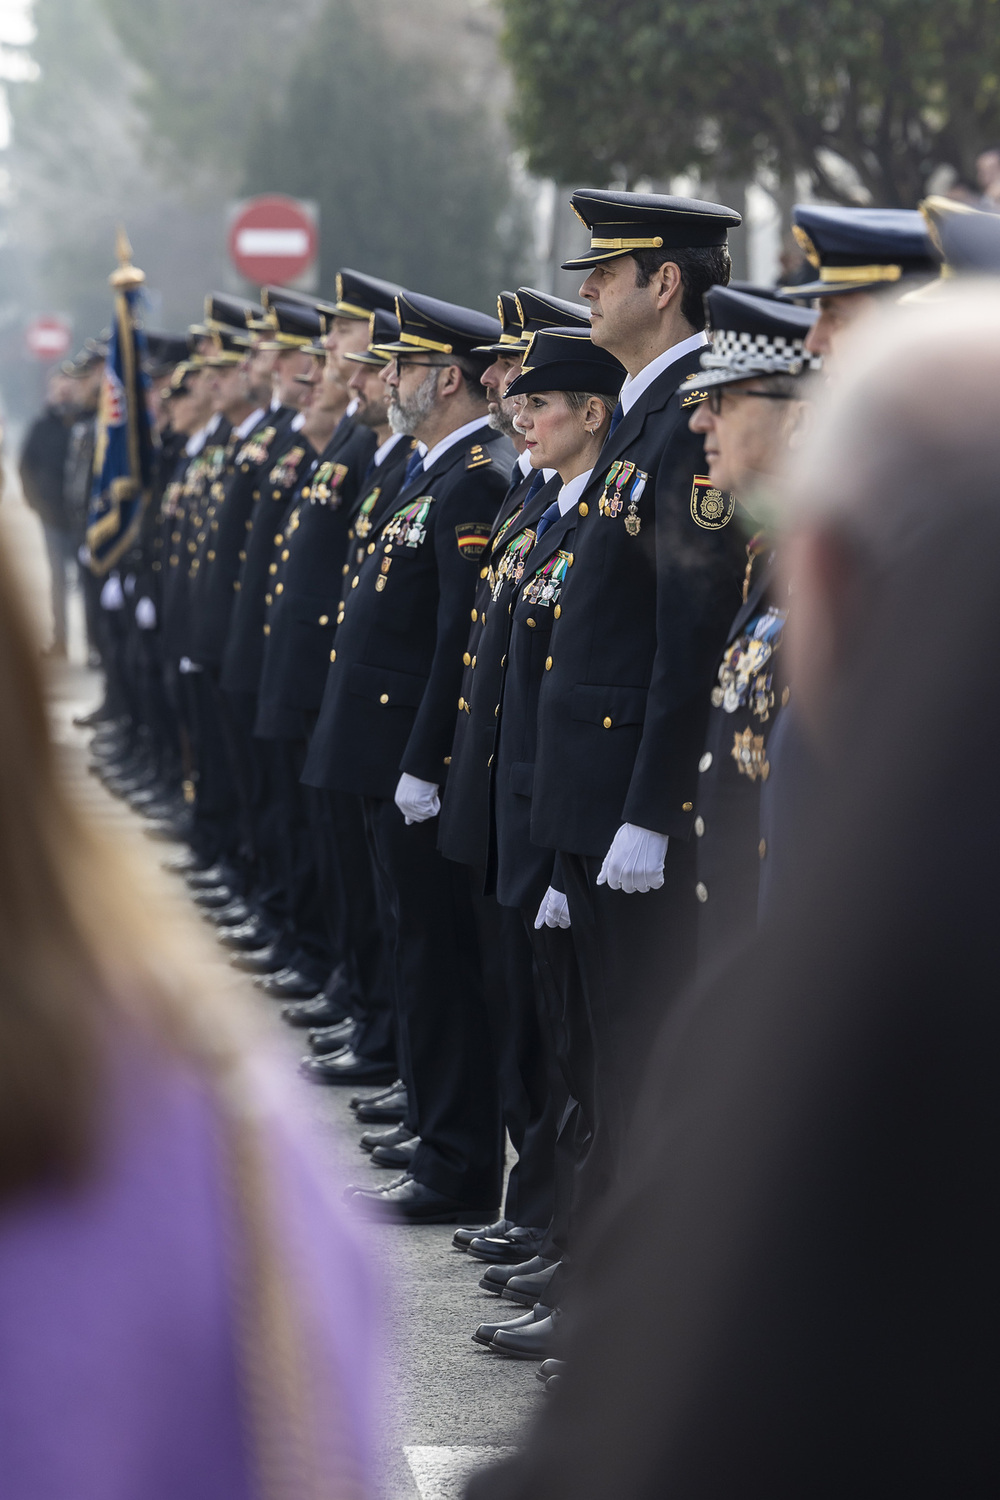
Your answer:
[501,1286,547,1307]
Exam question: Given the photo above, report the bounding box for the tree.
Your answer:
[497,0,1000,206]
[242,0,527,312]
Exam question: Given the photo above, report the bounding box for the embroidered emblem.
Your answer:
[491,526,536,599]
[711,607,786,721]
[690,475,736,530]
[456,521,493,560]
[310,461,349,507]
[466,444,493,470]
[268,446,306,489]
[382,496,434,549]
[731,726,770,781]
[522,549,572,608]
[599,461,647,535]
[237,426,276,467]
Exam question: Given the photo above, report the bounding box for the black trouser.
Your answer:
[186,669,242,870]
[263,736,336,982]
[471,890,559,1229]
[323,790,395,1067]
[363,796,503,1206]
[135,631,181,785]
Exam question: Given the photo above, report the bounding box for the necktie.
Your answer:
[534,498,561,540]
[509,459,523,490]
[608,401,624,437]
[403,448,424,486]
[524,470,546,502]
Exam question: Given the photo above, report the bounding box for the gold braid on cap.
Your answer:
[792,225,821,269]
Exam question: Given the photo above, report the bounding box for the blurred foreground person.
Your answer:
[0,540,376,1498]
[468,286,1000,1499]
[18,368,75,657]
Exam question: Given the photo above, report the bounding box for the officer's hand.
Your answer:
[394,772,441,826]
[534,886,571,930]
[100,573,125,611]
[597,822,669,894]
[135,596,157,630]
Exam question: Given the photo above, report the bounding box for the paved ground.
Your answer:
[4,479,540,1499]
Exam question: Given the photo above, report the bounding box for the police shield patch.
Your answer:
[690,475,735,530]
[456,522,492,560]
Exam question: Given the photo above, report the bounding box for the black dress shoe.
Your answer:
[308,1018,356,1055]
[473,1303,550,1350]
[478,1254,555,1296]
[467,1226,546,1264]
[370,1135,419,1167]
[359,1122,413,1153]
[281,993,351,1028]
[210,899,252,928]
[453,1218,513,1251]
[184,864,227,890]
[230,945,284,974]
[491,1308,558,1360]
[299,1049,398,1086]
[256,967,321,999]
[502,1260,561,1307]
[353,1086,408,1124]
[221,921,277,952]
[350,1080,403,1111]
[538,1358,566,1382]
[347,1177,498,1225]
[161,849,203,875]
[192,884,235,910]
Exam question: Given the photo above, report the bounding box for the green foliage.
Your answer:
[242,1,526,311]
[498,0,1000,205]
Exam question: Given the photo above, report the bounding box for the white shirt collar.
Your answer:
[517,448,534,479]
[185,422,211,457]
[421,415,491,472]
[374,431,405,468]
[270,394,282,412]
[618,330,710,415]
[290,411,307,432]
[234,406,265,440]
[346,396,360,418]
[556,468,593,516]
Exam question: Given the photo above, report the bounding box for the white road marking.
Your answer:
[404,1446,516,1499]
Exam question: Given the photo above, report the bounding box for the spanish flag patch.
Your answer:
[456,522,492,559]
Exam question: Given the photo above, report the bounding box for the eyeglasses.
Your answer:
[707,386,797,415]
[390,357,445,376]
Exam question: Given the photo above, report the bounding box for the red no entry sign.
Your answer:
[25,315,72,362]
[228,196,318,286]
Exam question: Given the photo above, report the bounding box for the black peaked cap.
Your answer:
[335,269,407,320]
[377,290,502,357]
[144,330,190,367]
[255,298,324,347]
[348,308,400,367]
[204,292,263,331]
[504,326,626,399]
[564,188,742,269]
[939,209,1000,272]
[782,205,936,298]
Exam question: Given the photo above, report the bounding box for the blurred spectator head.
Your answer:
[975,146,1000,200]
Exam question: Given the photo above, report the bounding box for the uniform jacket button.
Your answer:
[463,652,471,666]
[695,882,708,903]
[351,577,359,588]
[603,716,612,728]
[544,656,553,670]
[329,648,336,663]
[578,501,589,516]
[554,604,561,618]
[682,801,693,811]
[319,615,329,625]
[694,816,705,837]
[759,838,767,859]
[526,618,536,629]
[379,693,389,704]
[699,752,713,772]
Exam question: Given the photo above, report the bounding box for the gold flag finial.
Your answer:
[110,223,145,289]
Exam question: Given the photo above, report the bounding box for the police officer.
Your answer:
[308,290,515,1222]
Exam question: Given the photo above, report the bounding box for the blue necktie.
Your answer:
[524,470,546,502]
[608,401,624,437]
[403,448,424,486]
[534,498,561,540]
[509,459,522,490]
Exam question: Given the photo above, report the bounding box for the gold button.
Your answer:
[694,815,705,837]
[501,654,507,667]
[233,581,240,591]
[578,501,589,517]
[781,686,790,706]
[471,655,477,667]
[281,549,289,560]
[342,564,349,575]
[471,608,478,622]
[275,583,283,594]
[699,752,713,773]
[494,705,499,718]
[269,563,277,574]
[682,801,693,812]
[379,693,389,704]
[238,550,246,561]
[319,615,329,626]
[351,577,359,589]
[246,519,253,530]
[274,534,283,545]
[384,545,393,554]
[480,566,489,579]
[367,543,375,554]
[463,652,471,666]
[263,623,270,635]
[301,486,310,499]
[554,604,561,619]
[207,550,215,560]
[272,489,281,499]
[526,618,536,629]
[329,648,336,663]
[603,716,612,729]
[544,656,553,670]
[458,696,466,710]
[695,881,708,903]
[759,838,767,860]
[443,756,451,766]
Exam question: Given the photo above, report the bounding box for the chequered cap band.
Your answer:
[703,327,822,377]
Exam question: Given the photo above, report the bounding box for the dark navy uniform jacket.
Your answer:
[531,350,746,859]
[694,556,789,967]
[493,504,578,913]
[437,468,558,875]
[160,419,230,663]
[219,422,317,697]
[188,407,294,669]
[254,416,377,737]
[300,433,416,790]
[302,422,513,801]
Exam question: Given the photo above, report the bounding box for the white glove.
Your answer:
[135,596,157,630]
[394,772,441,826]
[123,572,136,596]
[534,886,571,929]
[178,656,203,675]
[597,822,669,893]
[100,573,125,611]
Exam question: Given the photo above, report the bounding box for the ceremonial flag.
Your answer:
[86,229,154,576]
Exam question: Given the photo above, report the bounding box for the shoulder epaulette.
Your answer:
[680,388,708,409]
[467,443,493,470]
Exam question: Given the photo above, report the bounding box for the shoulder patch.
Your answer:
[466,444,493,470]
[456,521,492,559]
[690,475,736,530]
[681,389,709,409]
